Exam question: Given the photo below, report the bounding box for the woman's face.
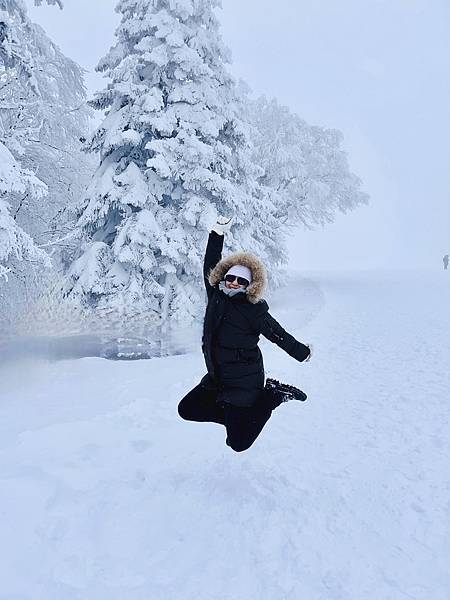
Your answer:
[225,275,249,290]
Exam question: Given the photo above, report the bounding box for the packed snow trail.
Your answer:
[1,270,449,599]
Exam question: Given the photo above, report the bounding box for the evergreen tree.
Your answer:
[0,0,58,283]
[0,0,91,261]
[0,0,91,333]
[67,0,282,326]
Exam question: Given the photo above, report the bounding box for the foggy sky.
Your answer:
[26,0,450,270]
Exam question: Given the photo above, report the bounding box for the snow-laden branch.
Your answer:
[34,0,63,8]
[38,227,80,249]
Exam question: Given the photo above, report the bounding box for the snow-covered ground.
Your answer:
[1,270,449,600]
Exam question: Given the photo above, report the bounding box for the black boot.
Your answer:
[265,378,307,404]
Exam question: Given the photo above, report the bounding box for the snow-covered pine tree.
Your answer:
[0,0,57,284]
[0,0,92,266]
[250,96,369,229]
[0,0,91,333]
[66,0,282,328]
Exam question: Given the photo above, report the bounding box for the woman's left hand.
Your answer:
[304,344,313,362]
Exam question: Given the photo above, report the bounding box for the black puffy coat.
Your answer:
[201,232,310,407]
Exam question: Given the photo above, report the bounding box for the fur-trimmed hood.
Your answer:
[208,252,267,304]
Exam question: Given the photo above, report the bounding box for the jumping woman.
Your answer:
[178,217,312,453]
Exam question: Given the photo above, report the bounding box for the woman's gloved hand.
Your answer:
[211,215,233,236]
[304,344,313,362]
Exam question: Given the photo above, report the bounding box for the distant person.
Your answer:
[444,254,449,270]
[178,216,312,453]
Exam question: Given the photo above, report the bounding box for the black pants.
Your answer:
[178,381,281,453]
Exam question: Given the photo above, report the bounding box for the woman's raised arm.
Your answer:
[203,216,232,295]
